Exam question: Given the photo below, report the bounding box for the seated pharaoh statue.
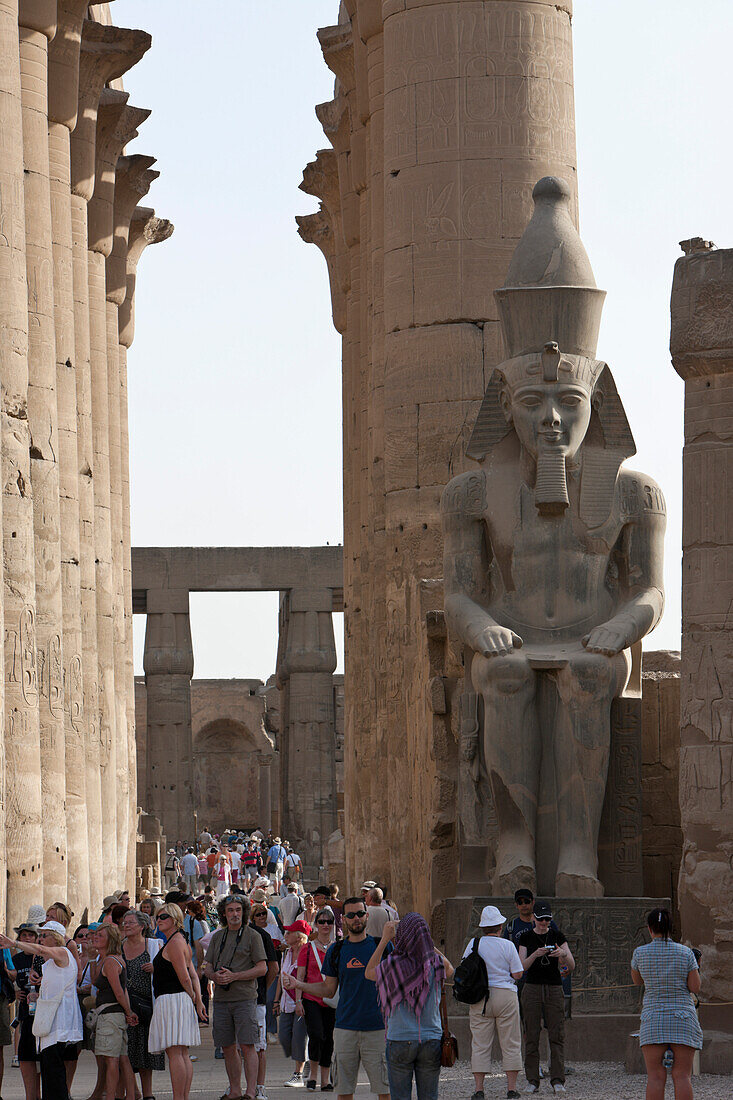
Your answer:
[441,177,665,899]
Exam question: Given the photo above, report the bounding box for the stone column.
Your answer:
[0,0,39,927]
[47,0,93,919]
[70,18,151,898]
[18,0,69,902]
[257,754,272,832]
[282,588,337,870]
[143,590,195,844]
[671,239,733,1027]
[90,90,153,887]
[105,155,157,887]
[117,205,172,888]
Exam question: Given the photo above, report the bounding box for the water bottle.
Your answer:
[28,999,36,1017]
[662,1047,674,1070]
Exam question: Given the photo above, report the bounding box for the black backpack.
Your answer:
[452,937,489,1009]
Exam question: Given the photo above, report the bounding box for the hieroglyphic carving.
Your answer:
[68,654,83,733]
[463,896,667,1013]
[6,608,39,707]
[598,698,643,895]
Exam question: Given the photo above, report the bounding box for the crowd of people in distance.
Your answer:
[0,823,703,1100]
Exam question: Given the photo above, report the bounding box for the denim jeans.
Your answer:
[386,1038,441,1100]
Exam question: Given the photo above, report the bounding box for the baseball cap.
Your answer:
[479,904,506,926]
[284,919,312,935]
[360,880,377,891]
[515,888,534,903]
[533,901,553,920]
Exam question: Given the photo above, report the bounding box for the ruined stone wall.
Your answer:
[301,0,578,895]
[0,3,170,924]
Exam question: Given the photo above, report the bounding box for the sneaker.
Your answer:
[471,1092,485,1100]
[306,1083,317,1092]
[214,1045,224,1059]
[551,1086,567,1094]
[189,1054,198,1062]
[284,1073,305,1088]
[525,1088,540,1095]
[11,1053,19,1067]
[508,1093,521,1099]
[321,1086,334,1092]
[256,1087,268,1100]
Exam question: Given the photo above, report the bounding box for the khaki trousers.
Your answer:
[520,982,565,1086]
[469,987,522,1072]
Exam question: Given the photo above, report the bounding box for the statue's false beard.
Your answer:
[535,449,569,515]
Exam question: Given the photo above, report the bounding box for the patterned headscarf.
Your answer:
[374,912,445,1024]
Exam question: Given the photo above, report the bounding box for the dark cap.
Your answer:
[533,901,553,919]
[515,888,534,903]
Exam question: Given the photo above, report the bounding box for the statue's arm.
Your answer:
[441,471,522,657]
[583,474,666,656]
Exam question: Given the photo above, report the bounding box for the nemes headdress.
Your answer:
[467,176,635,526]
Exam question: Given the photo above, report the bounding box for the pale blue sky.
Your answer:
[121,1,733,679]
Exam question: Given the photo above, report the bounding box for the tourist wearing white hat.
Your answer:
[0,920,83,1100]
[462,905,524,1100]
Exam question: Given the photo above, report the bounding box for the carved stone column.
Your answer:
[91,94,153,887]
[105,155,157,887]
[143,590,195,844]
[47,0,92,917]
[18,0,69,902]
[1,0,42,925]
[671,239,733,1027]
[70,18,150,896]
[282,588,337,871]
[257,754,272,832]
[118,205,172,887]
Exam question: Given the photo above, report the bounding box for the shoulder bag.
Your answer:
[311,941,339,1010]
[439,987,459,1067]
[31,988,65,1038]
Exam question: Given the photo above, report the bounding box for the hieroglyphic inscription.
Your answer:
[598,697,643,896]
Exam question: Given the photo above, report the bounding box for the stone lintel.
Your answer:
[70,21,151,201]
[671,245,733,379]
[48,0,92,129]
[132,546,343,597]
[106,154,158,303]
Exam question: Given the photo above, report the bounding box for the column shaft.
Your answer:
[257,757,272,831]
[1,0,42,926]
[19,4,69,903]
[143,590,195,843]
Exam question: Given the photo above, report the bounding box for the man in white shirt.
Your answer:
[278,884,304,927]
[284,849,302,881]
[180,847,199,894]
[230,847,242,886]
[365,888,390,938]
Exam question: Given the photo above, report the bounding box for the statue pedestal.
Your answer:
[444,895,669,1063]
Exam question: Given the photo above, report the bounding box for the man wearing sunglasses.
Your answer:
[282,899,390,1100]
[517,903,574,1095]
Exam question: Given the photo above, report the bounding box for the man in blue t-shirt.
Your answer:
[265,838,287,890]
[282,896,390,1100]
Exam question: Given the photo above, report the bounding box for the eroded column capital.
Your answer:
[48,0,91,128]
[106,154,158,304]
[70,20,151,201]
[119,205,173,348]
[317,23,355,94]
[88,88,150,255]
[671,244,733,380]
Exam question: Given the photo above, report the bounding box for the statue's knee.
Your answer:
[473,653,533,696]
[558,651,615,699]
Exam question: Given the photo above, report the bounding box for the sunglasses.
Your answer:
[535,917,552,922]
[344,911,366,919]
[158,913,172,920]
[317,918,334,925]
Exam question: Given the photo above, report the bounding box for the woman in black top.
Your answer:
[90,924,138,1100]
[147,904,206,1100]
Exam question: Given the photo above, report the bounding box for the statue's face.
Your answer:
[504,381,592,462]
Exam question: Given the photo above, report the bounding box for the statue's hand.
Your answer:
[474,624,523,658]
[582,622,629,656]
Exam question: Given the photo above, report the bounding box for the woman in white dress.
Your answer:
[148,903,206,1100]
[214,854,232,898]
[0,919,82,1100]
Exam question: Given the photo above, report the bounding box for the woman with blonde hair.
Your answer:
[148,903,206,1100]
[0,920,83,1100]
[90,922,138,1100]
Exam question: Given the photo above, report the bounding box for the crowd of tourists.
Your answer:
[0,823,703,1100]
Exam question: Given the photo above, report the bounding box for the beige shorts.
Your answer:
[94,1012,128,1058]
[333,1027,389,1095]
